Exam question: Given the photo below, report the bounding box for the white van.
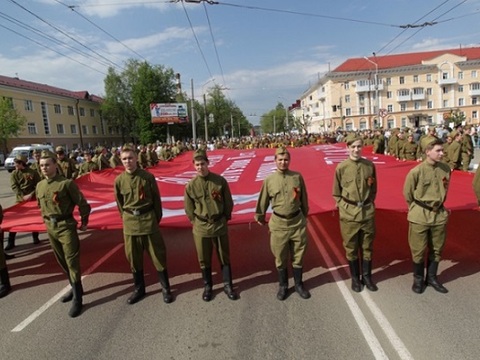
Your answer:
[4,144,54,172]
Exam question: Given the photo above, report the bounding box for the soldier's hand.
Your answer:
[257,220,266,226]
[23,193,33,202]
[79,224,88,231]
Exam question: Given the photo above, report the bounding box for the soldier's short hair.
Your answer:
[193,149,208,162]
[425,138,444,151]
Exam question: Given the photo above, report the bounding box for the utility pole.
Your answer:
[190,79,197,145]
[203,93,208,141]
[364,56,379,128]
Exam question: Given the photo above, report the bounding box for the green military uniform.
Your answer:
[255,147,310,300]
[184,149,237,301]
[78,159,99,176]
[0,204,12,298]
[109,148,122,168]
[446,132,462,170]
[56,146,78,179]
[402,139,418,161]
[137,147,149,168]
[95,147,111,170]
[461,129,474,171]
[333,135,378,292]
[473,167,480,205]
[394,136,406,160]
[36,150,91,316]
[114,155,172,304]
[373,133,385,154]
[146,145,159,167]
[403,155,450,294]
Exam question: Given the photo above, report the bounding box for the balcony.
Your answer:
[397,93,412,102]
[355,80,384,93]
[412,93,425,100]
[469,88,480,96]
[438,77,457,85]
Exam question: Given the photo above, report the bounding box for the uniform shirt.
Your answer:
[461,133,474,157]
[11,167,41,203]
[403,161,450,226]
[255,169,308,230]
[97,154,111,170]
[184,172,233,237]
[109,154,122,168]
[36,174,90,225]
[138,151,149,169]
[446,141,461,170]
[29,161,44,179]
[402,141,418,161]
[78,161,99,176]
[473,168,480,205]
[333,158,377,222]
[57,158,78,179]
[114,168,162,236]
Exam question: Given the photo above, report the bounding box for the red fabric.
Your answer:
[1,144,478,232]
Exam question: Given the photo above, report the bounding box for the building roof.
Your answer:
[333,46,480,73]
[0,74,102,102]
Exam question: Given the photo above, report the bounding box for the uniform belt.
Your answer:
[413,199,444,213]
[342,197,371,208]
[123,206,154,216]
[194,213,225,224]
[44,214,73,222]
[273,210,301,219]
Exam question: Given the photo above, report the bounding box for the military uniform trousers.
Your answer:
[461,153,472,171]
[408,222,446,263]
[0,236,6,269]
[46,220,81,283]
[193,233,230,269]
[269,226,307,269]
[339,218,375,261]
[124,231,167,272]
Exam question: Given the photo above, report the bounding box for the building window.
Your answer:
[54,104,61,114]
[471,83,480,90]
[413,88,424,95]
[359,107,365,115]
[92,125,98,134]
[414,102,421,110]
[401,118,407,128]
[442,72,448,80]
[79,107,85,116]
[427,88,432,95]
[458,71,463,79]
[427,101,433,109]
[387,104,393,112]
[345,95,350,103]
[472,70,477,78]
[387,119,394,128]
[399,76,405,84]
[427,116,433,124]
[400,103,406,111]
[68,106,74,115]
[359,121,366,130]
[473,97,478,105]
[359,94,365,104]
[345,108,351,116]
[413,75,419,83]
[387,91,392,99]
[473,110,478,119]
[56,124,65,134]
[71,124,77,134]
[459,98,464,106]
[426,74,432,82]
[344,82,350,90]
[398,89,409,96]
[27,122,37,135]
[443,86,448,94]
[458,85,464,92]
[386,78,391,85]
[443,100,449,108]
[82,125,88,134]
[24,100,33,111]
[345,122,353,131]
[90,108,95,117]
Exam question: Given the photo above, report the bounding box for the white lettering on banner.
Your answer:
[255,156,277,181]
[226,152,256,161]
[157,177,192,185]
[221,159,252,182]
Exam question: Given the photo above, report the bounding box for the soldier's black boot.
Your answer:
[412,262,426,294]
[0,267,12,298]
[32,232,40,245]
[362,260,378,292]
[277,268,288,301]
[127,271,146,304]
[61,282,74,303]
[68,281,83,318]
[293,267,311,299]
[201,267,213,302]
[348,260,363,292]
[221,264,238,300]
[4,232,16,251]
[426,260,448,294]
[158,270,173,303]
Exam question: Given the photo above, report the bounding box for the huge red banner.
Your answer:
[1,144,478,232]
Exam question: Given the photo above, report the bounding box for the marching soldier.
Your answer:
[255,147,311,300]
[184,149,238,301]
[56,146,78,179]
[6,155,41,250]
[78,151,99,176]
[95,146,111,170]
[333,134,378,292]
[445,131,462,170]
[36,150,91,317]
[402,134,419,161]
[403,139,451,294]
[461,125,474,171]
[114,146,173,304]
[109,147,122,168]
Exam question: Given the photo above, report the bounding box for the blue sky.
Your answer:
[1,0,480,125]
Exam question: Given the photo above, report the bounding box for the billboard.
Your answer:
[150,103,188,124]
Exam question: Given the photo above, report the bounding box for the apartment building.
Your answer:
[0,75,123,152]
[296,47,480,133]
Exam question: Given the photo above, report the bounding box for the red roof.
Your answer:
[0,75,102,102]
[333,47,480,73]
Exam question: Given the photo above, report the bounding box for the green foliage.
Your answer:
[0,97,27,153]
[445,110,466,127]
[260,102,289,134]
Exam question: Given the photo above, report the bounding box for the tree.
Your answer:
[0,97,27,153]
[444,110,466,128]
[260,102,289,134]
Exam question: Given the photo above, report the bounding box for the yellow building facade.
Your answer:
[0,75,123,152]
[298,47,480,133]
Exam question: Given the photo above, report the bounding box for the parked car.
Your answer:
[4,144,54,172]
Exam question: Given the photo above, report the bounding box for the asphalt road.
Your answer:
[1,153,480,360]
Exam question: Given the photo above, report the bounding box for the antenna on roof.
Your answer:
[14,73,19,79]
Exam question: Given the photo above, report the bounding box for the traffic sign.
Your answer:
[378,108,388,118]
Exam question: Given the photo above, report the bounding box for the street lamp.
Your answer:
[202,78,215,141]
[364,56,379,128]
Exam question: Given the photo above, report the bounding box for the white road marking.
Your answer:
[12,243,123,332]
